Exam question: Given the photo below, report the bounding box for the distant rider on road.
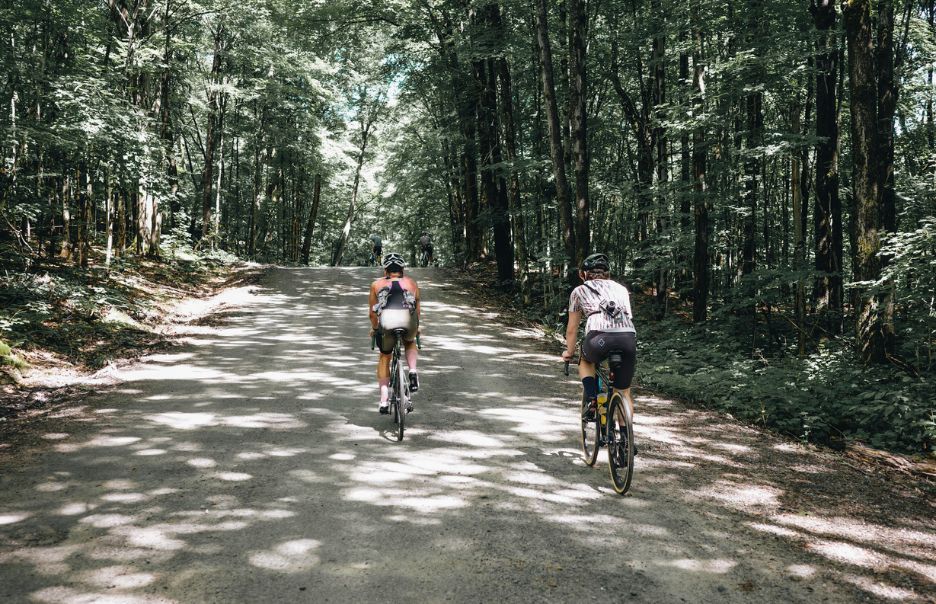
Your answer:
[418,231,434,266]
[369,234,383,266]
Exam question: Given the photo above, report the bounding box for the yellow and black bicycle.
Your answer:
[565,352,635,494]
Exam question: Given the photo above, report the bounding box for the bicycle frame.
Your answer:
[371,329,422,442]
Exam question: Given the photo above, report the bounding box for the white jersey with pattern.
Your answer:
[569,278,636,334]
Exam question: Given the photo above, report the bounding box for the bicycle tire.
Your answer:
[606,392,634,494]
[389,356,399,425]
[580,392,600,466]
[395,349,406,441]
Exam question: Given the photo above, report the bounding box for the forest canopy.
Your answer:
[1,0,934,453]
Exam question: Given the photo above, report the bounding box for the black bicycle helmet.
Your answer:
[581,253,610,272]
[382,253,406,269]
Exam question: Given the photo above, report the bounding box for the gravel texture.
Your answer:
[0,267,933,603]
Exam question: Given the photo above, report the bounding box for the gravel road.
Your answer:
[1,267,933,603]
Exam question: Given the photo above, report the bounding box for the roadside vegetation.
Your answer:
[0,249,240,383]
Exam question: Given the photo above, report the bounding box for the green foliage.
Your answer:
[638,317,935,454]
[0,251,233,369]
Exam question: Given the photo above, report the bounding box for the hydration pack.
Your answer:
[584,282,625,320]
[372,282,417,315]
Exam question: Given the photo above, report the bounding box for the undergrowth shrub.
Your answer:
[638,320,935,454]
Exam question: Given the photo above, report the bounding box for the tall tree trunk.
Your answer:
[678,33,692,295]
[843,0,889,362]
[569,0,589,267]
[498,58,529,297]
[300,173,321,265]
[77,165,91,268]
[652,0,668,316]
[60,176,71,260]
[332,94,377,266]
[741,0,763,281]
[116,188,126,256]
[741,99,762,278]
[444,139,466,264]
[536,0,576,283]
[201,24,224,243]
[476,35,514,283]
[792,101,806,356]
[928,1,935,152]
[812,0,843,332]
[877,0,897,235]
[105,175,114,267]
[691,1,709,323]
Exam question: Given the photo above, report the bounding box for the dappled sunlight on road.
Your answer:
[0,267,932,602]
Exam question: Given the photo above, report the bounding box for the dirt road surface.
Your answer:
[1,267,933,603]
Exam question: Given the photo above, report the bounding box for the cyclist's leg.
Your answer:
[377,353,391,405]
[610,332,637,415]
[377,331,395,407]
[403,318,419,391]
[580,331,609,401]
[404,340,417,370]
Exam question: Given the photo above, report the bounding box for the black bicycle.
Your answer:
[372,329,419,441]
[565,351,635,494]
[419,247,433,267]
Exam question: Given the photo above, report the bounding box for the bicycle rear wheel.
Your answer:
[606,392,634,494]
[389,356,399,425]
[394,350,406,441]
[580,392,599,466]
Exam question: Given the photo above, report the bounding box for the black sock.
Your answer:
[582,376,598,400]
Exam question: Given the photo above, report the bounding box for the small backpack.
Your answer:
[583,282,624,320]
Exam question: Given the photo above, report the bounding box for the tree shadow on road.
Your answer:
[0,268,932,603]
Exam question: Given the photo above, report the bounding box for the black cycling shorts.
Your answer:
[582,330,636,389]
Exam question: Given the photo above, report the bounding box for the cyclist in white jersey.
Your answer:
[561,253,637,422]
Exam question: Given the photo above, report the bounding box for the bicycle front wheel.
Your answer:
[580,392,599,466]
[606,393,634,494]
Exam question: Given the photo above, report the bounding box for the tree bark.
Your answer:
[652,0,668,316]
[843,0,889,362]
[475,37,514,282]
[201,23,225,244]
[691,1,709,323]
[331,91,377,266]
[300,173,321,265]
[678,32,692,295]
[536,0,576,282]
[812,0,843,332]
[497,57,529,296]
[792,102,806,356]
[569,0,589,267]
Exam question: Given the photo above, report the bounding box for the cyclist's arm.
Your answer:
[368,282,378,330]
[564,310,582,357]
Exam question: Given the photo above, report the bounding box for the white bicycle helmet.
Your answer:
[382,253,406,269]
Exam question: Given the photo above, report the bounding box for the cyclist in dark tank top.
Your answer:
[369,253,421,414]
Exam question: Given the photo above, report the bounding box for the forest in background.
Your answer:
[0,0,934,454]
